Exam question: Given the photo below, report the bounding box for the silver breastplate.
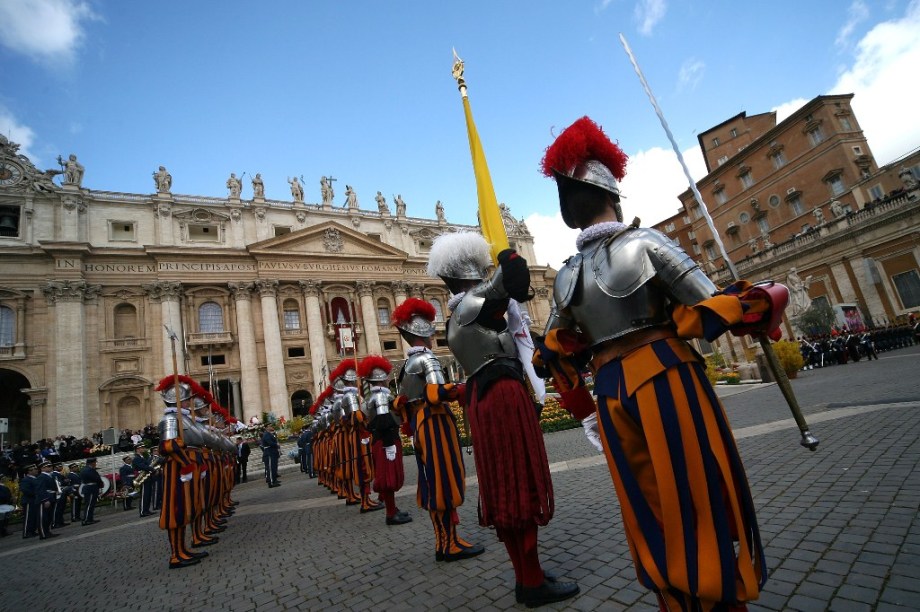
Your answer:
[341,391,361,415]
[398,350,445,402]
[555,228,716,346]
[159,413,204,447]
[363,388,392,420]
[446,314,516,377]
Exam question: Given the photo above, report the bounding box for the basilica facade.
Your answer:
[0,137,554,442]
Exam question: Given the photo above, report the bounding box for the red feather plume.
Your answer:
[358,354,391,378]
[329,361,352,383]
[540,116,628,181]
[154,374,210,400]
[391,297,435,329]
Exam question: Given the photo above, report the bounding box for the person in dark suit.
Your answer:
[67,463,83,523]
[235,437,250,484]
[261,425,280,488]
[50,463,70,528]
[132,446,155,517]
[36,461,59,539]
[298,427,315,478]
[119,456,135,511]
[80,457,104,525]
[19,464,40,538]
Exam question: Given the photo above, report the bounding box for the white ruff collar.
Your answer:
[407,346,430,356]
[343,386,358,394]
[576,221,628,251]
[447,292,465,311]
[370,385,388,393]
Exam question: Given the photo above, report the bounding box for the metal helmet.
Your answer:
[160,382,192,405]
[541,116,628,228]
[358,355,392,385]
[391,297,437,338]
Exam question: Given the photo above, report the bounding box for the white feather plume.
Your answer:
[426,231,491,278]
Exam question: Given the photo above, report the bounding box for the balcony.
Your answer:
[100,337,150,352]
[0,344,25,359]
[187,331,234,347]
[281,327,305,337]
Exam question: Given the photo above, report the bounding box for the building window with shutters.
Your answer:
[0,305,14,346]
[283,298,301,331]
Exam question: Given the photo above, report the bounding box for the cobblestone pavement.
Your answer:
[2,345,918,611]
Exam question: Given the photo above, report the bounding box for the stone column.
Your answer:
[356,281,382,355]
[146,281,185,375]
[391,281,411,352]
[229,282,263,421]
[254,279,289,419]
[41,280,100,437]
[230,378,242,421]
[300,280,328,396]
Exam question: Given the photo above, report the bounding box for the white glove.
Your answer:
[385,445,397,461]
[581,412,604,453]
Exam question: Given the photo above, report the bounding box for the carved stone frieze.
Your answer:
[253,278,279,297]
[298,279,321,297]
[228,281,254,300]
[323,228,344,253]
[390,281,410,296]
[41,280,102,304]
[355,281,375,297]
[143,280,183,302]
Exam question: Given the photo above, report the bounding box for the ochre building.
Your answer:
[0,138,553,442]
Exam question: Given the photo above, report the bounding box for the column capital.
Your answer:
[535,285,550,299]
[228,281,254,300]
[298,279,322,297]
[254,278,279,297]
[143,280,183,302]
[41,279,101,304]
[409,283,425,298]
[390,281,410,296]
[356,281,375,297]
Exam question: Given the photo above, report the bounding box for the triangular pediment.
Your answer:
[248,220,407,260]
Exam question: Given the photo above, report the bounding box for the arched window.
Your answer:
[431,298,444,322]
[330,297,352,324]
[113,303,138,339]
[376,298,390,326]
[283,298,301,330]
[0,305,14,346]
[198,301,224,333]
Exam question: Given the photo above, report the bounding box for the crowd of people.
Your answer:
[798,320,917,368]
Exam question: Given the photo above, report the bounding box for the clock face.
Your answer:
[0,161,24,186]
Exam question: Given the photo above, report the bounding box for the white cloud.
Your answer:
[831,0,920,165]
[635,0,667,35]
[527,143,706,269]
[526,211,580,269]
[0,0,98,66]
[677,58,705,92]
[0,108,38,162]
[836,0,870,48]
[772,98,809,123]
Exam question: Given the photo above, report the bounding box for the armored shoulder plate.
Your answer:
[341,391,361,415]
[454,268,508,326]
[159,414,179,441]
[591,227,657,298]
[553,253,582,310]
[363,387,392,419]
[398,350,445,402]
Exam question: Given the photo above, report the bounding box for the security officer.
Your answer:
[149,446,164,511]
[36,461,59,539]
[261,424,280,488]
[50,462,70,528]
[118,456,136,511]
[133,445,155,517]
[79,457,104,525]
[298,426,315,478]
[68,463,83,523]
[19,464,40,538]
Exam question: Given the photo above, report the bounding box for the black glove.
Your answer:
[497,249,531,301]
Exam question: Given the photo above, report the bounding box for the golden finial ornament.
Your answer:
[451,48,467,97]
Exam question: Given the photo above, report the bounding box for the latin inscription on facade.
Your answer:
[80,260,428,275]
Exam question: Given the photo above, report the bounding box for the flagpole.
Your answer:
[618,33,818,451]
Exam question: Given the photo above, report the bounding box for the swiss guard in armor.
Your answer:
[155,375,210,569]
[329,362,361,505]
[428,231,580,608]
[391,298,484,563]
[537,116,787,611]
[190,395,222,548]
[358,354,412,526]
[310,389,334,492]
[334,360,383,513]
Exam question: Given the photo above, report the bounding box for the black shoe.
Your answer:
[268,483,280,488]
[40,533,60,539]
[169,558,201,569]
[345,499,360,506]
[360,503,385,514]
[186,551,209,560]
[516,571,559,603]
[386,513,413,526]
[440,543,485,562]
[521,580,580,608]
[205,527,226,535]
[139,513,154,518]
[82,520,99,526]
[191,538,219,547]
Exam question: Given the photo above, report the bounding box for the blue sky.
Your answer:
[2,0,919,267]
